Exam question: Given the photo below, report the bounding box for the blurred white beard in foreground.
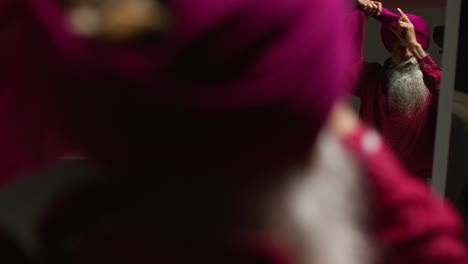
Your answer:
[267,130,376,264]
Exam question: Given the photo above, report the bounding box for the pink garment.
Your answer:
[376,8,431,53]
[346,8,367,63]
[343,124,468,264]
[351,56,440,179]
[0,0,353,185]
[0,0,78,187]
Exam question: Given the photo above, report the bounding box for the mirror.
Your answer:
[0,0,465,259]
[433,0,467,225]
[348,0,450,183]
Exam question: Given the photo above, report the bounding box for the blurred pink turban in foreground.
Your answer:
[0,0,354,184]
[377,8,431,53]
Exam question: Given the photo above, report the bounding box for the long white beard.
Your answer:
[386,57,430,117]
[268,130,375,264]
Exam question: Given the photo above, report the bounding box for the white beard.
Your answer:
[267,130,376,264]
[386,57,430,117]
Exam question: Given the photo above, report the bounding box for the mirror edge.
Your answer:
[431,0,462,196]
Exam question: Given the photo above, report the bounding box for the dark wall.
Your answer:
[455,0,467,93]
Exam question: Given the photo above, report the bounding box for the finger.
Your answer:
[398,16,409,24]
[367,5,377,16]
[397,8,409,20]
[370,2,381,16]
[398,20,409,26]
[372,2,380,15]
[361,3,368,11]
[375,2,382,16]
[399,22,412,30]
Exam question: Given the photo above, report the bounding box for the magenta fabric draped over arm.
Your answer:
[344,7,367,97]
[346,8,367,64]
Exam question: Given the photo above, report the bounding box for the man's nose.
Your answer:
[405,48,413,58]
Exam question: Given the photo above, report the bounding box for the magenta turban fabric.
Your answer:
[0,0,354,185]
[376,8,431,53]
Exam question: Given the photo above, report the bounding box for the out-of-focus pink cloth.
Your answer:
[376,8,431,53]
[346,8,367,63]
[0,0,353,185]
[343,124,468,264]
[0,0,78,187]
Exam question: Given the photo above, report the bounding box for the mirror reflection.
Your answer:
[348,0,446,182]
[0,0,466,262]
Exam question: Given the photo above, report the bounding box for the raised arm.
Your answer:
[391,8,441,107]
[418,55,441,108]
[345,1,383,97]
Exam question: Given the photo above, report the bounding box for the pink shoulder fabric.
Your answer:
[0,0,78,187]
[376,8,431,53]
[343,124,468,264]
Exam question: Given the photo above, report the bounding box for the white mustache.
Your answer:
[391,56,418,69]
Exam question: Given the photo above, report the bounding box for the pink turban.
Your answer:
[376,8,431,53]
[0,0,354,184]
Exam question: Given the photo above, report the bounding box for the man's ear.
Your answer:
[100,0,173,41]
[65,0,173,41]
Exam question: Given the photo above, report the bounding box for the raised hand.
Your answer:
[356,0,382,17]
[390,8,419,48]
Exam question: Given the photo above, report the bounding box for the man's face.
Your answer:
[392,42,414,63]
